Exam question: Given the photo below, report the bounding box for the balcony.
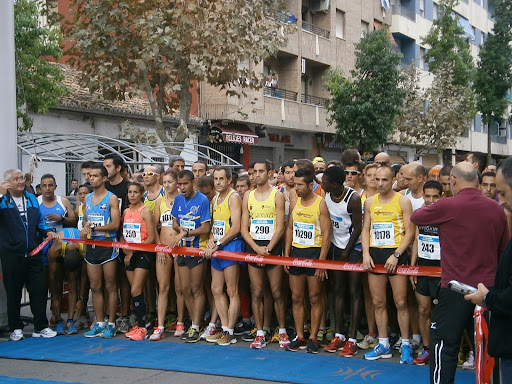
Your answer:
[301,21,330,39]
[392,5,416,21]
[301,94,328,106]
[264,86,298,101]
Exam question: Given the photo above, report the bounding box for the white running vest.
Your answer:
[405,189,425,212]
[325,188,360,249]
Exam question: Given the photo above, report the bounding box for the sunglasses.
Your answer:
[142,172,159,178]
[344,170,361,176]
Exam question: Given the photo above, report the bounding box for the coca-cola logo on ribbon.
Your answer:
[292,258,314,268]
[396,266,420,275]
[341,263,365,272]
[154,245,173,253]
[244,254,265,263]
[113,242,130,249]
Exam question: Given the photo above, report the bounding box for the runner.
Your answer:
[121,182,157,341]
[284,167,332,353]
[343,162,364,195]
[170,170,211,343]
[169,156,186,172]
[409,180,443,365]
[402,164,427,211]
[235,175,250,198]
[203,167,243,346]
[361,166,414,363]
[80,163,121,339]
[321,166,363,357]
[480,171,497,200]
[151,169,182,340]
[439,165,453,198]
[38,174,75,334]
[192,160,208,179]
[241,160,289,349]
[279,160,297,221]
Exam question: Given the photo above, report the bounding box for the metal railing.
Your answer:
[391,5,416,21]
[263,86,298,101]
[301,94,328,106]
[301,21,330,39]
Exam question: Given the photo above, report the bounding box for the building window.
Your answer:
[420,0,425,17]
[336,10,345,39]
[361,21,369,38]
[433,3,438,19]
[419,47,426,69]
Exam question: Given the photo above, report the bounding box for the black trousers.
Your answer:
[0,252,48,332]
[430,287,475,384]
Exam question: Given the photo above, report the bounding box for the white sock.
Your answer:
[349,338,357,344]
[222,326,228,332]
[335,333,343,340]
[177,321,184,326]
[209,322,216,329]
[412,334,421,343]
[192,324,200,331]
[256,329,265,337]
[402,338,410,346]
[227,328,234,335]
[279,328,287,335]
[379,337,390,348]
[108,322,115,327]
[97,322,106,327]
[158,325,164,330]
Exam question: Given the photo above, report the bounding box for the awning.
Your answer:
[217,124,259,145]
[453,12,475,41]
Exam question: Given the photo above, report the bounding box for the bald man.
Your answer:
[411,161,509,384]
[374,152,391,167]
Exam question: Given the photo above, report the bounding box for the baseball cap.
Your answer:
[312,157,325,165]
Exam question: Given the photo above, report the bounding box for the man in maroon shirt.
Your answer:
[411,161,509,384]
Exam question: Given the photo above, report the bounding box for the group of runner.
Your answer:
[16,150,503,370]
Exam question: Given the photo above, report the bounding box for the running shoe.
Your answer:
[32,327,57,338]
[462,351,475,370]
[234,321,252,336]
[101,324,116,339]
[166,319,177,332]
[65,320,78,335]
[206,331,223,343]
[413,349,430,365]
[357,334,378,350]
[326,327,335,342]
[184,327,200,343]
[393,337,402,350]
[10,329,24,341]
[400,344,414,364]
[411,339,423,353]
[126,326,139,338]
[217,332,237,346]
[84,323,105,338]
[317,329,327,343]
[116,316,130,334]
[339,340,358,357]
[201,324,217,340]
[271,327,280,343]
[250,335,267,349]
[324,336,346,353]
[306,339,319,354]
[165,313,177,328]
[364,343,392,360]
[129,313,137,328]
[286,336,307,352]
[279,333,290,348]
[242,328,257,342]
[55,321,65,336]
[74,316,88,330]
[264,330,271,343]
[149,327,166,341]
[174,323,185,337]
[130,327,148,341]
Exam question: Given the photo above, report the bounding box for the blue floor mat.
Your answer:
[0,337,476,384]
[0,376,87,384]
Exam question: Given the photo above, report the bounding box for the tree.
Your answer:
[64,0,294,153]
[325,29,405,153]
[422,0,474,87]
[474,0,512,164]
[395,63,476,163]
[15,0,67,131]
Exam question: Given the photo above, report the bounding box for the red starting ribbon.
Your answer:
[28,237,442,277]
[29,237,52,256]
[474,305,494,384]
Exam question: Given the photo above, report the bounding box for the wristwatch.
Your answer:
[216,240,222,247]
[393,251,401,259]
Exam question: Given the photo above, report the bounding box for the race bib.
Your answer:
[250,218,274,241]
[418,235,441,260]
[88,213,106,237]
[293,222,315,246]
[330,215,343,232]
[371,222,394,247]
[123,223,141,243]
[212,220,226,241]
[180,219,196,242]
[160,212,173,227]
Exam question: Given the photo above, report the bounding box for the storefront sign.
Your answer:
[223,133,257,145]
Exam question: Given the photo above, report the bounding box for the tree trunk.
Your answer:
[173,70,191,144]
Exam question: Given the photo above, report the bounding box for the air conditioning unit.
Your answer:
[310,0,330,13]
[301,59,306,74]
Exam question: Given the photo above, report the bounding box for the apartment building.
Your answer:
[199,0,391,168]
[390,0,511,165]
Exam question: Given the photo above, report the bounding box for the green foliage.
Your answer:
[325,29,405,152]
[64,0,294,148]
[474,0,512,125]
[422,0,474,86]
[395,63,476,157]
[15,0,67,131]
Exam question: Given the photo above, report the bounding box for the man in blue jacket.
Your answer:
[0,168,60,341]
